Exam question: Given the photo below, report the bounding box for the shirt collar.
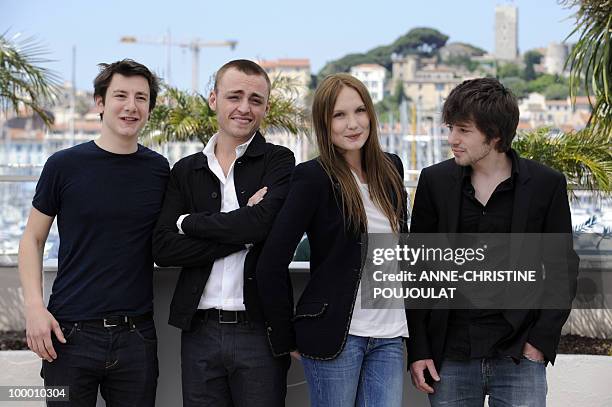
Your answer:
[202,132,257,161]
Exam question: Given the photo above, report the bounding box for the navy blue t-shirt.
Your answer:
[33,141,169,321]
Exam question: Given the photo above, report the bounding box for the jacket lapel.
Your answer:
[509,158,531,265]
[511,158,531,233]
[446,165,463,233]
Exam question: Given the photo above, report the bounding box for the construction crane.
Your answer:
[120,35,237,92]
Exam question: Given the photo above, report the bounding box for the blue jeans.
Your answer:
[42,319,158,407]
[301,335,404,407]
[429,357,547,407]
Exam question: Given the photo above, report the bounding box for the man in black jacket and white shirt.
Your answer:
[153,59,295,407]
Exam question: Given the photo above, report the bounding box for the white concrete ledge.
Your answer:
[0,350,43,406]
[2,346,611,406]
[547,355,612,407]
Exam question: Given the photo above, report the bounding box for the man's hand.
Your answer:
[410,359,440,394]
[290,350,301,361]
[25,304,65,362]
[522,342,545,362]
[247,187,267,207]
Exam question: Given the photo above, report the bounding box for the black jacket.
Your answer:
[256,154,408,359]
[152,132,295,331]
[407,151,579,369]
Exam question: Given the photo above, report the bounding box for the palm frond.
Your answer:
[563,0,612,137]
[0,30,61,127]
[513,127,612,193]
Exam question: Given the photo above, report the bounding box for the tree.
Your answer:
[501,77,528,99]
[564,0,612,137]
[317,27,449,81]
[544,83,570,100]
[523,50,543,81]
[391,27,449,56]
[513,127,612,193]
[526,74,565,94]
[496,62,522,79]
[0,31,60,127]
[140,76,308,146]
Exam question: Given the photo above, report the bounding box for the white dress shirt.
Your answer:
[178,132,255,311]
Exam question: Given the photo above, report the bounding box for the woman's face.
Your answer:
[330,86,370,155]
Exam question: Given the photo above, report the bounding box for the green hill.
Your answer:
[316,27,449,83]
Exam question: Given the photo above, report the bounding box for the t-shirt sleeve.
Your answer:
[32,154,61,217]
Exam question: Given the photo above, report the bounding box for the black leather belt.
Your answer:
[196,309,249,324]
[77,312,153,328]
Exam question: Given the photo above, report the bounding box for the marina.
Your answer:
[1,135,610,265]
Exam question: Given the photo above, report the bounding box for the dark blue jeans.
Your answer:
[429,357,547,407]
[181,317,290,407]
[42,319,158,407]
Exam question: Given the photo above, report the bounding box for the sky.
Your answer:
[4,0,579,94]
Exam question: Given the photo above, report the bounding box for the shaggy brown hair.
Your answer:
[442,77,519,152]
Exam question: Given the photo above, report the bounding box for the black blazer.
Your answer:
[256,153,408,359]
[152,132,295,330]
[407,151,579,370]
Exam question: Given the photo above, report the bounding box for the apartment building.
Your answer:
[349,63,387,103]
[258,58,311,106]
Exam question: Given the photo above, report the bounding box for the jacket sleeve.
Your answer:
[180,148,295,245]
[256,163,324,356]
[527,175,579,364]
[152,163,244,268]
[406,168,435,363]
[384,153,409,232]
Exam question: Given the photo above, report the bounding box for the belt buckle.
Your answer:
[103,316,127,328]
[219,310,238,324]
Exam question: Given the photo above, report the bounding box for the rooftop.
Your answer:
[259,58,310,69]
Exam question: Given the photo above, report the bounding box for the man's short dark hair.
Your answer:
[442,77,519,152]
[93,59,160,119]
[213,59,271,96]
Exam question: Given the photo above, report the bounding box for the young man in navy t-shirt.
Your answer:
[19,59,169,406]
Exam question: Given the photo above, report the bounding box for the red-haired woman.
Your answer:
[257,73,408,407]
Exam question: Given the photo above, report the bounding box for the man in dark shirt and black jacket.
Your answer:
[152,60,295,407]
[408,78,579,407]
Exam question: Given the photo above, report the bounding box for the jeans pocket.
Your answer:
[132,323,158,344]
[522,354,546,364]
[58,323,77,342]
